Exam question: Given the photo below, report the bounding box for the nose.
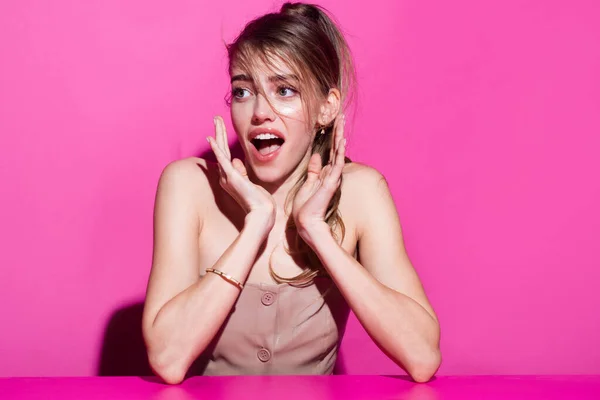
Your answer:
[251,93,276,125]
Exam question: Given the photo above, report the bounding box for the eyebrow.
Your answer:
[230,74,299,84]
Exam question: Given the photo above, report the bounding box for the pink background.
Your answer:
[1,0,599,377]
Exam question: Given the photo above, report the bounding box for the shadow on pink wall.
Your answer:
[98,302,152,376]
[98,294,353,376]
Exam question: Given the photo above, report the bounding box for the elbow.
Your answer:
[148,349,187,385]
[407,348,442,383]
[154,366,186,385]
[144,329,188,385]
[409,318,442,383]
[410,367,437,384]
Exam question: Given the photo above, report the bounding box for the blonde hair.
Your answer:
[226,2,356,286]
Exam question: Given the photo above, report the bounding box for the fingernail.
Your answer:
[343,138,347,146]
[213,116,217,125]
[206,137,211,143]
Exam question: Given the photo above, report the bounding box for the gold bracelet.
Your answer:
[205,268,244,290]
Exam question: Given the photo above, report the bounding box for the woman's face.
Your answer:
[229,56,317,185]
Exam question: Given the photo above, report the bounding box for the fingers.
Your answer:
[324,120,346,188]
[213,117,225,158]
[214,116,231,161]
[305,153,322,186]
[332,114,346,167]
[329,114,345,164]
[331,136,346,179]
[209,116,237,180]
[329,130,335,164]
[221,117,232,160]
[207,136,233,177]
[337,114,345,150]
[208,120,248,185]
[232,158,248,177]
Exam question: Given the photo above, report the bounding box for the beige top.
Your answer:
[188,276,349,376]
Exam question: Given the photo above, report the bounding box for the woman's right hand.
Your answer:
[207,116,277,230]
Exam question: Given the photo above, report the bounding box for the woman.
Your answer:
[142,2,441,384]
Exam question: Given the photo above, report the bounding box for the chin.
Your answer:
[250,164,289,184]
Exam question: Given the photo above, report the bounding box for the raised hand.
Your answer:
[292,114,346,238]
[207,116,277,228]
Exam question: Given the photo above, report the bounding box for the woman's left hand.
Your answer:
[292,114,346,241]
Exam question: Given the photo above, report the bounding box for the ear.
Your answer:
[318,88,341,126]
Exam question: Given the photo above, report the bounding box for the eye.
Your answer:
[232,87,251,99]
[277,86,297,97]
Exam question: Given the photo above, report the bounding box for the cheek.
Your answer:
[276,103,301,118]
[275,99,312,136]
[274,98,304,119]
[230,103,251,136]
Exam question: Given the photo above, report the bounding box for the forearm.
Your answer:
[146,218,270,383]
[305,228,441,382]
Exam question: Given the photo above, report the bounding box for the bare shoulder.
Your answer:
[342,161,395,236]
[154,157,222,219]
[342,161,390,194]
[157,157,215,197]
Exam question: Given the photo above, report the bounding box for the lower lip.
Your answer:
[250,142,284,163]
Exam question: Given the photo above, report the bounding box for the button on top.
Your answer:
[261,291,276,306]
[257,348,271,362]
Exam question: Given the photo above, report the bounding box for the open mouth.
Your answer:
[251,135,285,156]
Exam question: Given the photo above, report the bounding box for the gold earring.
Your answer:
[320,127,325,135]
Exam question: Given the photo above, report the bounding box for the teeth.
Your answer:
[253,133,280,140]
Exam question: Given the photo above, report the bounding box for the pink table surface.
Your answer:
[2,375,600,399]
